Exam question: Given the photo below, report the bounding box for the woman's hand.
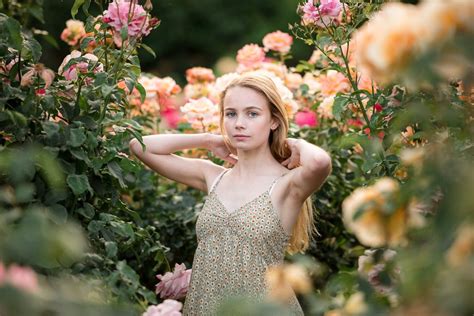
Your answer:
[207,134,238,165]
[281,138,301,169]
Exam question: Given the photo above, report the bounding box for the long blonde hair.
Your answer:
[218,72,317,254]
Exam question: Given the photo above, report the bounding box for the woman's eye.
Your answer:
[248,112,258,117]
[225,112,236,118]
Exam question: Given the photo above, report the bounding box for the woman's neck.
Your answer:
[231,146,283,178]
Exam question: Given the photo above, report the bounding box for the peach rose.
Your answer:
[185,67,215,84]
[317,95,335,119]
[60,19,86,46]
[285,72,303,91]
[236,44,265,66]
[262,30,293,54]
[318,70,351,97]
[342,177,421,247]
[180,97,219,131]
[265,263,312,303]
[446,224,474,267]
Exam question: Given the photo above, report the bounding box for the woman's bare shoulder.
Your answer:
[200,161,228,193]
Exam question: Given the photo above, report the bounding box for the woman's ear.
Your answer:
[270,116,279,130]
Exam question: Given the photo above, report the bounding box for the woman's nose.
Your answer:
[235,115,245,128]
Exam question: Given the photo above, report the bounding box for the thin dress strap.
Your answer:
[209,168,230,193]
[268,173,288,196]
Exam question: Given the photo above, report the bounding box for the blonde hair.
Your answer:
[218,72,317,254]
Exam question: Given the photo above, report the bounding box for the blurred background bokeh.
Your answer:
[39,0,312,84]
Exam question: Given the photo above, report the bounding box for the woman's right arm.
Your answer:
[129,133,235,193]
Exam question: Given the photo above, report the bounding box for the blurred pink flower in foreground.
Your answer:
[103,0,150,37]
[0,262,39,293]
[155,263,192,300]
[262,31,293,54]
[142,299,183,316]
[295,109,318,127]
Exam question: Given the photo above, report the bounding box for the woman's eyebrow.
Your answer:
[224,106,262,111]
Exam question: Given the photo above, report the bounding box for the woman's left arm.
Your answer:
[282,138,332,202]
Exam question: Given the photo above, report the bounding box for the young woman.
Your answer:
[129,73,332,315]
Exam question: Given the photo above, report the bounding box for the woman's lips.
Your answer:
[233,135,250,141]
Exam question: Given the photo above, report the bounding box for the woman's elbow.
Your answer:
[310,152,332,176]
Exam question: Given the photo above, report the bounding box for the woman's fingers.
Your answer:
[225,153,238,164]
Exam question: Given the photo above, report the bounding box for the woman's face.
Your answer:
[222,85,277,151]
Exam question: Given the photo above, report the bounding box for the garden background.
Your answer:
[0,0,472,315]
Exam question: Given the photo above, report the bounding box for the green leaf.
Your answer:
[5,110,27,127]
[107,160,126,188]
[80,36,94,51]
[28,4,44,24]
[120,26,128,41]
[82,0,91,16]
[110,221,134,238]
[124,77,135,94]
[140,43,156,58]
[67,174,92,195]
[332,95,349,121]
[40,34,59,49]
[49,204,68,224]
[135,82,146,103]
[105,241,118,258]
[35,150,65,190]
[71,0,86,18]
[22,35,42,63]
[67,127,86,147]
[117,261,140,288]
[42,121,60,139]
[15,183,35,203]
[69,147,89,162]
[0,14,22,50]
[76,202,95,219]
[101,84,115,98]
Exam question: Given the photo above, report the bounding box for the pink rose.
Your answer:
[295,109,318,127]
[58,50,103,82]
[20,64,55,89]
[103,0,150,37]
[0,262,5,283]
[185,67,215,84]
[347,118,364,128]
[262,31,293,54]
[142,299,183,316]
[0,263,39,293]
[155,263,192,300]
[236,44,265,66]
[161,107,181,129]
[301,0,342,27]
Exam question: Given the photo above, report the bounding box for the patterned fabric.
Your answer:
[183,168,304,315]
